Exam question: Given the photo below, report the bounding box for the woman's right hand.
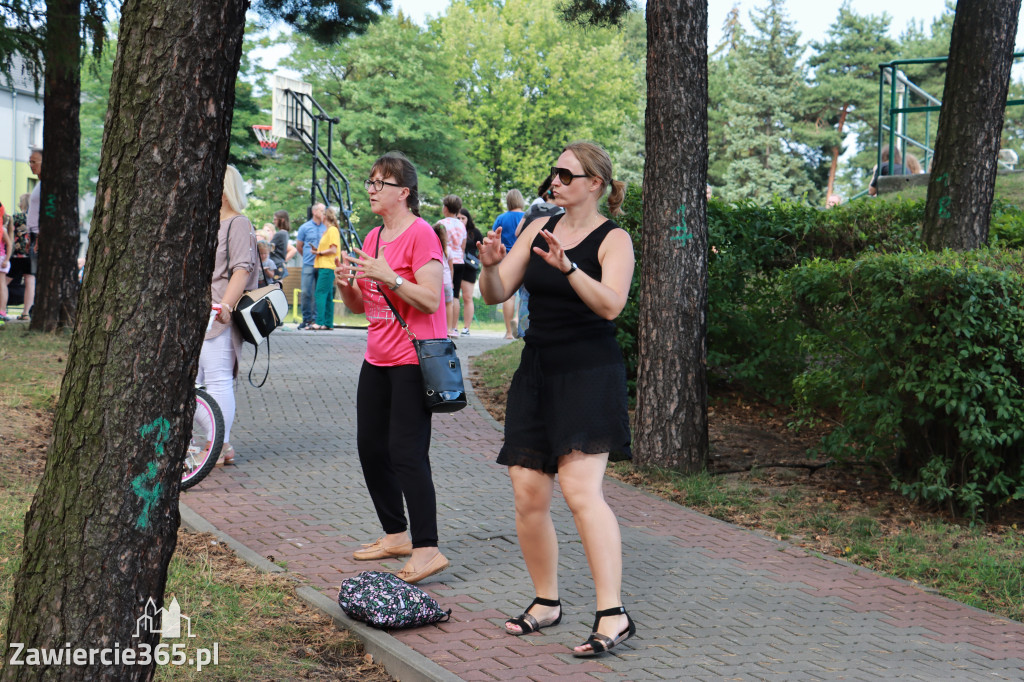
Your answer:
[478,228,506,267]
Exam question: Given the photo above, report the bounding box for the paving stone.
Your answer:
[182,330,1024,680]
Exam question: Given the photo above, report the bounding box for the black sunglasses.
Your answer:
[364,178,403,192]
[550,167,588,185]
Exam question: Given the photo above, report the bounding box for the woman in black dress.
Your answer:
[478,141,636,657]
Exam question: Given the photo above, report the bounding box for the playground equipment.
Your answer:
[874,54,1024,178]
[258,74,362,252]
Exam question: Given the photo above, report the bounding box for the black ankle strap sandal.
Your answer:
[505,597,562,636]
[572,606,636,657]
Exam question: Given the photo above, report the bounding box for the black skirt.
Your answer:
[497,336,632,474]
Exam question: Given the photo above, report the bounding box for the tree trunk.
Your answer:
[922,0,1021,251]
[633,0,708,471]
[1,0,248,678]
[825,104,848,200]
[30,0,82,333]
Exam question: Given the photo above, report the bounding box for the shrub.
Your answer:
[788,249,1024,519]
[706,197,924,398]
[615,192,928,400]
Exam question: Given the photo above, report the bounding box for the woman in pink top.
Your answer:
[438,195,465,335]
[335,151,449,585]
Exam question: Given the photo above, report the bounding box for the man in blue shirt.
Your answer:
[491,189,525,339]
[294,203,326,330]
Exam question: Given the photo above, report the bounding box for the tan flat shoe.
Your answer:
[353,537,413,561]
[395,551,450,584]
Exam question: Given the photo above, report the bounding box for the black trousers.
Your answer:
[356,361,438,548]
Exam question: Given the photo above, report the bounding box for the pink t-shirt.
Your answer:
[361,218,447,366]
[441,216,466,264]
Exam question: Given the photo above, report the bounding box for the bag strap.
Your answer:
[224,215,265,287]
[245,335,272,388]
[373,227,417,345]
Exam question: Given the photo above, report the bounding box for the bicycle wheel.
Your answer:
[181,388,224,490]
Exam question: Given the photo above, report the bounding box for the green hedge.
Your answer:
[788,250,1024,519]
[615,192,927,399]
[615,191,1024,517]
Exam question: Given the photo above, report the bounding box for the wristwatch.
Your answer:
[390,275,405,290]
[563,262,579,276]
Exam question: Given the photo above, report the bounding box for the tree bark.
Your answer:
[29,0,82,332]
[921,0,1021,251]
[633,0,708,471]
[825,104,848,200]
[1,0,248,678]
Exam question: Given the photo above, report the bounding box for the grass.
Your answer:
[609,460,1024,622]
[0,326,391,680]
[0,327,68,411]
[469,338,523,391]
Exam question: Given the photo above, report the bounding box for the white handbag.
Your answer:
[231,282,287,346]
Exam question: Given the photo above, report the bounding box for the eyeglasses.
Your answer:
[364,178,403,192]
[550,167,588,185]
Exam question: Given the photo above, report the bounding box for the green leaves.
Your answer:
[789,249,1024,520]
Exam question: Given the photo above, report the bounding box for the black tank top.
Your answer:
[522,213,619,346]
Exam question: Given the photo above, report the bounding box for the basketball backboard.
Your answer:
[271,74,313,141]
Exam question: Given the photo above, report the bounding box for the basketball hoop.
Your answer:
[252,124,280,156]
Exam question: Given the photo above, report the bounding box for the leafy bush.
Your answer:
[707,197,925,398]
[615,192,927,399]
[788,250,1024,519]
[989,198,1024,248]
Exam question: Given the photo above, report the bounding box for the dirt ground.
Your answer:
[0,408,394,682]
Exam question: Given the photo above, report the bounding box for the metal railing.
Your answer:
[875,54,1024,177]
[281,88,362,252]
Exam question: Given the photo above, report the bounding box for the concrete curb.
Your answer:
[179,502,459,682]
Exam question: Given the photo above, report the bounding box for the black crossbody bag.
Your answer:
[374,228,467,413]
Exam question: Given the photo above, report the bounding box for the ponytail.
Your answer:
[607,179,626,216]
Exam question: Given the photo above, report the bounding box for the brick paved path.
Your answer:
[183,330,1024,681]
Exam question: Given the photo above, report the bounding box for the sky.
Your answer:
[387,0,966,48]
[261,0,970,81]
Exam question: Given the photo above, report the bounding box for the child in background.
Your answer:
[433,222,455,335]
[258,240,280,283]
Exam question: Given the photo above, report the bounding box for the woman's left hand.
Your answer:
[533,229,572,274]
[217,305,232,324]
[344,247,395,285]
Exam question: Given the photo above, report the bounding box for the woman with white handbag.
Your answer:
[199,164,259,465]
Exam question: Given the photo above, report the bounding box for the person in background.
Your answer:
[438,195,465,338]
[905,152,924,175]
[479,141,636,657]
[0,204,10,323]
[491,189,525,339]
[433,221,455,330]
[457,207,482,335]
[258,240,280,283]
[200,164,259,466]
[310,207,341,330]
[295,202,326,330]
[21,149,42,320]
[868,148,907,196]
[6,194,31,320]
[826,193,843,208]
[270,209,294,278]
[334,151,449,585]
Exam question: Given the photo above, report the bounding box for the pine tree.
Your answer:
[714,0,815,204]
[807,3,897,201]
